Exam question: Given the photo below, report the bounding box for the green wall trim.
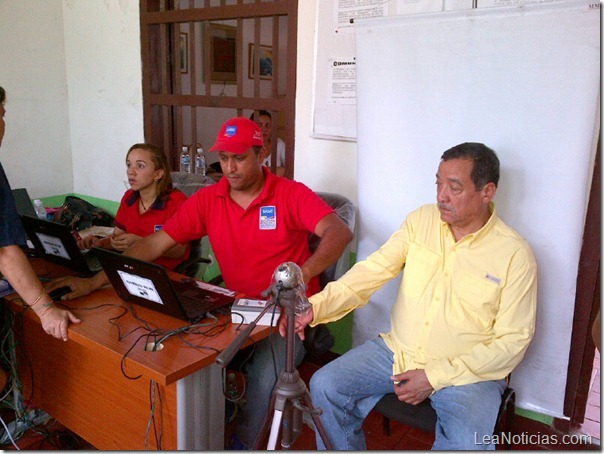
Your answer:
[515,407,554,425]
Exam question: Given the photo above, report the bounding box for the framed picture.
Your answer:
[205,23,237,83]
[179,32,188,74]
[248,43,273,80]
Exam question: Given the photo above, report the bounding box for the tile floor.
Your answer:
[576,349,600,441]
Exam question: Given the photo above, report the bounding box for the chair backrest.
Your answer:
[170,171,216,197]
[309,192,356,290]
[173,238,211,278]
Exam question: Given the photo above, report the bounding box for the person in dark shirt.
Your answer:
[0,85,80,344]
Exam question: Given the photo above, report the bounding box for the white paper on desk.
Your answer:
[78,226,114,239]
[194,280,237,297]
[36,233,71,260]
[117,270,164,305]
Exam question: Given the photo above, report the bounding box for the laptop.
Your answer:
[20,215,102,276]
[11,188,38,218]
[93,247,235,323]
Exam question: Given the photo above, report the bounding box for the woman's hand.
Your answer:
[78,235,102,250]
[110,233,141,252]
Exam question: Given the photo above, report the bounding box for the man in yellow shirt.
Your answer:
[289,142,537,450]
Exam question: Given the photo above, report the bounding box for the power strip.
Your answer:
[0,408,49,444]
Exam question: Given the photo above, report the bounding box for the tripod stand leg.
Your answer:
[266,393,288,450]
[252,392,278,449]
[301,389,334,450]
[267,408,283,450]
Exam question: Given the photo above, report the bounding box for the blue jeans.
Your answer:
[235,332,306,447]
[309,337,506,450]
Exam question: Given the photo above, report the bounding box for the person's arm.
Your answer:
[0,245,80,341]
[299,213,353,284]
[158,242,188,259]
[282,220,410,338]
[46,229,178,300]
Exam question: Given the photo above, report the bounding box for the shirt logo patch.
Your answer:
[259,206,277,230]
[154,225,163,232]
[485,273,501,285]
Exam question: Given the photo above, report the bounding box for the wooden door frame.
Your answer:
[559,138,601,430]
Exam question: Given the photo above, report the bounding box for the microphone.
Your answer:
[273,262,303,290]
[271,262,311,315]
[215,262,310,369]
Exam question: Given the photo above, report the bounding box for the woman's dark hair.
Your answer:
[0,86,5,104]
[441,142,500,189]
[126,143,174,196]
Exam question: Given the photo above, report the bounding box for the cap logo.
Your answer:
[225,125,238,137]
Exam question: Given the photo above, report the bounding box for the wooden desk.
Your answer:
[5,258,270,450]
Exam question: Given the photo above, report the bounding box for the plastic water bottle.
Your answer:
[33,199,47,220]
[194,146,206,176]
[180,146,191,173]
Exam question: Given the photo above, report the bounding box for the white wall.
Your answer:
[62,0,144,203]
[0,0,72,200]
[294,1,358,206]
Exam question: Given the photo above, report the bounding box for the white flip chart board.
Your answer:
[354,0,600,417]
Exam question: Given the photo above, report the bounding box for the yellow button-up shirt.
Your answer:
[310,203,537,391]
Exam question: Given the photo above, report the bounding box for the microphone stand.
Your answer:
[215,287,333,450]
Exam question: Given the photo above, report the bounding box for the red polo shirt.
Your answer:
[162,168,334,298]
[115,189,189,270]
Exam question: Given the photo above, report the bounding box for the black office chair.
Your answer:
[304,192,356,359]
[373,379,516,450]
[173,239,212,278]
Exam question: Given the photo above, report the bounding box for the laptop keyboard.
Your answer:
[171,280,211,317]
[84,252,103,272]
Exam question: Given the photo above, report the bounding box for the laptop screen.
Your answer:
[20,215,100,276]
[12,188,37,218]
[94,247,236,322]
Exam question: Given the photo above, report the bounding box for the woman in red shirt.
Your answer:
[82,143,189,270]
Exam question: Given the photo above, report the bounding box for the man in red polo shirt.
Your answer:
[50,117,353,448]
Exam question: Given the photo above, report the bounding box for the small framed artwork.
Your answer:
[205,23,237,83]
[248,43,273,80]
[180,32,188,74]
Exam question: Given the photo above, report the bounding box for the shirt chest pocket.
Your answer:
[401,244,440,299]
[451,271,501,329]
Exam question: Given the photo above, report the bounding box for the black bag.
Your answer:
[52,195,115,232]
